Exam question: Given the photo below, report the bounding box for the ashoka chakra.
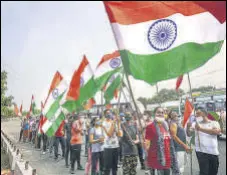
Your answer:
[147,19,177,51]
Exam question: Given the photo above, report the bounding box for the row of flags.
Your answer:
[14,1,225,137]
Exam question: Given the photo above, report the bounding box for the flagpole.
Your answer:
[103,2,146,156]
[187,72,201,175]
[122,79,142,114]
[156,83,162,106]
[101,91,104,114]
[117,73,125,111]
[122,88,129,105]
[156,83,159,94]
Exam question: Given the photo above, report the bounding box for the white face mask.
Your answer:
[155,117,165,123]
[196,116,203,122]
[65,119,68,123]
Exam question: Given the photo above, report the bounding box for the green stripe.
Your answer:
[209,111,220,121]
[46,111,65,137]
[120,41,224,85]
[45,91,66,120]
[32,102,36,114]
[104,75,122,104]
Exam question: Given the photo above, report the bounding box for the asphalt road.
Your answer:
[1,119,226,175]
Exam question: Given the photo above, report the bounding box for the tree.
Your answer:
[137,97,149,110]
[1,70,14,117]
[191,86,215,93]
[138,88,185,105]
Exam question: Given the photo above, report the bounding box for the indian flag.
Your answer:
[29,95,36,115]
[183,98,194,128]
[14,104,19,116]
[104,74,122,104]
[104,1,226,85]
[42,71,68,137]
[94,51,123,91]
[63,55,97,113]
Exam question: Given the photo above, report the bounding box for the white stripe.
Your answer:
[112,12,226,55]
[42,108,62,133]
[44,79,68,115]
[94,57,122,78]
[105,72,122,89]
[81,63,94,85]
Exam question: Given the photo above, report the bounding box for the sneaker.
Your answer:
[145,170,149,174]
[42,151,46,155]
[70,169,75,174]
[141,165,146,170]
[65,164,69,168]
[54,157,58,161]
[77,165,84,170]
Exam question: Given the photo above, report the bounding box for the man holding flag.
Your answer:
[186,107,221,175]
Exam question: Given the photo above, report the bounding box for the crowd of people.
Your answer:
[18,105,224,175]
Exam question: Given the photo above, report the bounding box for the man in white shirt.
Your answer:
[186,107,221,175]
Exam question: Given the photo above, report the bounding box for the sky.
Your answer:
[1,1,226,110]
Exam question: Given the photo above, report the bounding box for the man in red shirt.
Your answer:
[54,120,66,160]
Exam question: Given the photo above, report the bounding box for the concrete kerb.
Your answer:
[1,130,35,175]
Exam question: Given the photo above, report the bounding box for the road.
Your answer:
[1,118,226,175]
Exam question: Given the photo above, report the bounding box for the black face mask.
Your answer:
[105,114,112,119]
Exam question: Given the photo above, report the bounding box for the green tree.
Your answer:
[138,88,185,105]
[1,70,14,117]
[192,86,215,93]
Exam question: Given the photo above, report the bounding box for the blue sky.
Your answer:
[1,1,226,110]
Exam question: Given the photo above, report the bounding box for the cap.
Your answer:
[119,113,125,117]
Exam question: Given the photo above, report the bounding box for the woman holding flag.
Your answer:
[145,107,180,175]
[168,110,191,174]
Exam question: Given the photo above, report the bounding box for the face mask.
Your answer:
[155,117,165,123]
[196,116,203,122]
[65,119,68,123]
[144,116,148,120]
[105,114,112,119]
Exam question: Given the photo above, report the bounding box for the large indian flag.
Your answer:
[94,51,123,91]
[42,72,68,137]
[62,56,97,113]
[104,1,226,85]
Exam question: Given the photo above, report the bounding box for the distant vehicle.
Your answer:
[180,91,226,113]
